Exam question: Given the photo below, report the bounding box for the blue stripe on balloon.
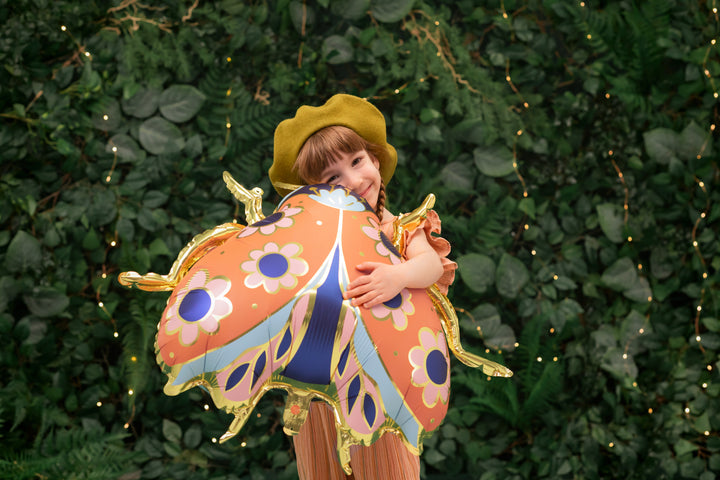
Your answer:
[282,245,344,385]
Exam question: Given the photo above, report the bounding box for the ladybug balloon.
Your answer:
[120,172,511,473]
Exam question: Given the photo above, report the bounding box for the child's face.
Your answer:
[319,149,382,209]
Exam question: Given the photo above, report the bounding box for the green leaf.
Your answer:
[678,122,710,160]
[5,231,42,273]
[322,35,354,64]
[643,128,679,164]
[601,347,637,379]
[495,253,529,299]
[518,197,536,219]
[122,86,161,118]
[370,0,414,23]
[183,424,203,449]
[143,190,169,209]
[162,419,182,444]
[673,438,697,457]
[476,310,516,352]
[457,253,496,294]
[440,162,475,191]
[23,287,70,317]
[596,203,624,243]
[474,145,514,177]
[601,257,637,292]
[624,276,652,303]
[139,116,185,155]
[331,0,369,19]
[159,85,206,123]
[107,134,144,163]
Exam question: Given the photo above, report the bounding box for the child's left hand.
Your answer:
[343,262,406,309]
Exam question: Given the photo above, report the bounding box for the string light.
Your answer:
[60,24,92,61]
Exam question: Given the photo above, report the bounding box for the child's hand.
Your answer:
[343,262,406,309]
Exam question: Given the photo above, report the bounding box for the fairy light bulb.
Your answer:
[128,389,134,396]
[61,25,67,31]
[114,331,119,338]
[97,401,102,407]
[204,404,210,410]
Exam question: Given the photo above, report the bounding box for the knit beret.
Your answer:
[269,94,397,197]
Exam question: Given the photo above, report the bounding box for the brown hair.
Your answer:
[294,126,388,220]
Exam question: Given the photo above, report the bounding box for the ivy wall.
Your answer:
[1,0,718,478]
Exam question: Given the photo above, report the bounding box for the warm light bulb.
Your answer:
[537,357,543,362]
[98,302,104,308]
[684,407,690,414]
[114,331,119,338]
[204,404,210,410]
[61,25,67,31]
[128,389,134,396]
[97,401,102,407]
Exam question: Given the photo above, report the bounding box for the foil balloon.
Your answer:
[119,172,511,473]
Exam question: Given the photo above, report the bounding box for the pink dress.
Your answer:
[293,210,457,480]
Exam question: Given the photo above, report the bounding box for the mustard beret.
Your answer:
[269,94,397,197]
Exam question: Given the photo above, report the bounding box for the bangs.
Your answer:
[295,126,385,183]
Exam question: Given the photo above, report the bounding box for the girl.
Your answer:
[269,94,457,479]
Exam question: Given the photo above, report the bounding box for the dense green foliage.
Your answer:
[1,0,718,478]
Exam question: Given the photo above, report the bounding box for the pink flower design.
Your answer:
[165,270,232,346]
[409,328,450,407]
[241,242,309,294]
[369,289,414,330]
[361,217,401,265]
[237,206,302,238]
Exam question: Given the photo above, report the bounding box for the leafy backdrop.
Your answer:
[1,0,718,479]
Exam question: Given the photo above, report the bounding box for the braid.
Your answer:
[375,182,386,221]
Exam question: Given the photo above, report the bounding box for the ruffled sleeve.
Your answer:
[401,209,457,295]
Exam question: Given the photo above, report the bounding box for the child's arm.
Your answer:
[343,233,444,308]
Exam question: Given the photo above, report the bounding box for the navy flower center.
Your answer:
[252,211,283,228]
[178,289,212,322]
[426,350,448,385]
[383,293,403,309]
[258,253,289,278]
